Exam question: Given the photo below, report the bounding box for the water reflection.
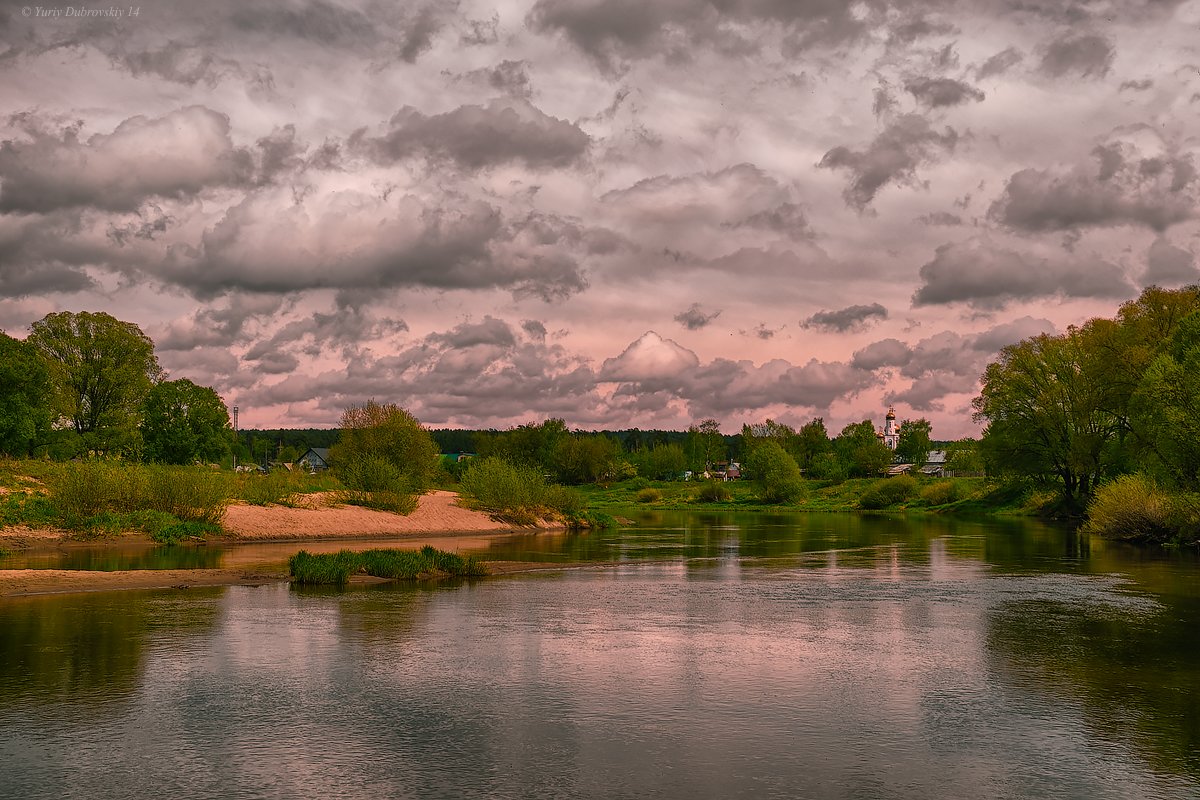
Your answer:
[2,513,1200,799]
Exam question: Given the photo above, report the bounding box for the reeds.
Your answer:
[288,545,488,586]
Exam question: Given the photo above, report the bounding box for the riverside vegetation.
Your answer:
[9,288,1200,546]
[288,545,488,586]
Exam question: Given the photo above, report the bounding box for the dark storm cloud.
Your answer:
[353,99,589,170]
[521,319,548,341]
[0,107,250,213]
[526,0,870,69]
[456,60,534,98]
[802,303,888,333]
[674,303,722,330]
[1143,237,1198,286]
[158,191,592,301]
[904,77,985,108]
[1039,33,1115,79]
[818,114,959,210]
[912,240,1135,309]
[991,147,1199,232]
[975,46,1022,80]
[851,338,912,370]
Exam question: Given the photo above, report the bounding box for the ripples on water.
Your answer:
[1,512,1198,800]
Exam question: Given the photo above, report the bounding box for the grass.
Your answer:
[289,545,489,586]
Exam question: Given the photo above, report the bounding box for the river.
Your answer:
[2,511,1198,799]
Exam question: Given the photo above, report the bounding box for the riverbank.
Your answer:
[0,490,556,553]
[576,476,1044,516]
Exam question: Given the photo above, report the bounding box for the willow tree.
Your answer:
[974,329,1122,510]
[27,311,163,454]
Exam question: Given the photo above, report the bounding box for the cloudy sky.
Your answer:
[2,0,1198,436]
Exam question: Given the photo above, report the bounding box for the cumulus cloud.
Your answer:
[990,145,1199,232]
[674,303,722,330]
[0,107,248,213]
[818,114,959,210]
[599,331,700,383]
[904,77,985,108]
[1039,33,1114,79]
[912,240,1135,308]
[802,303,888,332]
[159,187,590,301]
[353,99,589,170]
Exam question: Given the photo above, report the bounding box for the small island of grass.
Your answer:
[288,545,488,586]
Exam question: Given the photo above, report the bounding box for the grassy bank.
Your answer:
[575,475,1050,516]
[0,458,352,543]
[289,545,488,586]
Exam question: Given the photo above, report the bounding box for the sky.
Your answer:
[1,0,1198,437]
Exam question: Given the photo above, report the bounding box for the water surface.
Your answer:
[2,512,1198,799]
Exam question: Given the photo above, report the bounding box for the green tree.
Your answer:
[745,440,804,503]
[974,329,1122,510]
[634,442,688,481]
[895,418,932,467]
[27,311,163,454]
[552,433,621,484]
[795,418,833,470]
[835,420,893,477]
[476,418,568,471]
[0,332,52,456]
[1129,311,1200,489]
[330,400,438,495]
[944,439,984,474]
[686,419,725,471]
[141,379,232,465]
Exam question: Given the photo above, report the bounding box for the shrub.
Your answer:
[543,484,585,515]
[239,471,301,507]
[1082,474,1175,541]
[627,477,651,491]
[919,480,960,507]
[330,401,437,494]
[337,455,419,515]
[636,487,662,503]
[695,480,731,503]
[143,466,231,524]
[746,441,804,503]
[459,457,547,523]
[858,475,918,509]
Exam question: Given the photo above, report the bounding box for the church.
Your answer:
[877,407,900,451]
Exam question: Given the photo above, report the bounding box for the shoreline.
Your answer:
[0,489,572,597]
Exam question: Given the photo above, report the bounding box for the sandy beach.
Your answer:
[0,490,565,597]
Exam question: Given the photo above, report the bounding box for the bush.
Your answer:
[636,487,662,503]
[337,455,419,515]
[746,441,804,503]
[627,477,651,491]
[1082,474,1175,541]
[694,480,731,503]
[543,484,585,516]
[330,401,437,495]
[143,466,231,524]
[919,480,960,506]
[239,471,301,507]
[858,475,918,509]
